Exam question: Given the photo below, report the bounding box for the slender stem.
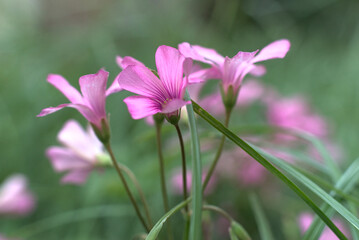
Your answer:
[202,109,232,191]
[117,162,153,228]
[155,123,174,240]
[174,124,189,212]
[104,143,150,232]
[202,205,233,222]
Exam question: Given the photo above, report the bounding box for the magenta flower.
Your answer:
[37,69,120,131]
[266,96,328,138]
[46,119,107,185]
[116,45,192,120]
[0,174,35,216]
[179,40,290,95]
[299,212,349,240]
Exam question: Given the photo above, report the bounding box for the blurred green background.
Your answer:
[1,0,359,239]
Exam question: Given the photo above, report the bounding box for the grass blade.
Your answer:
[192,101,348,240]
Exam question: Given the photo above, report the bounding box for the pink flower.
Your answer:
[46,119,107,185]
[37,69,119,131]
[266,96,328,138]
[298,212,349,240]
[0,174,35,216]
[179,40,290,94]
[171,169,216,195]
[116,45,192,120]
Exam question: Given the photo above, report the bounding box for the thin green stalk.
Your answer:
[104,143,150,232]
[117,162,153,228]
[155,123,174,240]
[174,124,189,213]
[203,205,233,222]
[203,109,231,191]
[185,91,203,240]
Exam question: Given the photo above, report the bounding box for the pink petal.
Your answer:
[57,120,103,159]
[106,78,122,96]
[79,69,108,120]
[117,65,168,101]
[116,56,145,69]
[161,99,190,114]
[249,64,267,76]
[61,170,92,185]
[47,74,83,104]
[123,96,162,119]
[251,39,290,63]
[155,45,190,99]
[178,42,224,66]
[46,146,93,171]
[37,103,98,125]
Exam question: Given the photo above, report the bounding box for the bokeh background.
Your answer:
[1,0,359,239]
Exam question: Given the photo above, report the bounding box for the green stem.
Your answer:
[174,124,189,213]
[104,142,150,232]
[155,123,174,240]
[202,205,233,222]
[203,109,231,191]
[117,162,153,228]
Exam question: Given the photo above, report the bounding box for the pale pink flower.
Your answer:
[171,169,216,195]
[266,96,328,138]
[116,45,192,120]
[0,174,35,216]
[179,40,290,94]
[46,119,106,185]
[299,212,349,240]
[37,69,119,130]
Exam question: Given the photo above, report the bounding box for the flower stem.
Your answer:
[202,109,232,191]
[174,124,189,213]
[104,142,150,232]
[117,162,153,228]
[155,123,174,240]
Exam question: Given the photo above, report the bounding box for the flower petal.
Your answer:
[123,96,162,119]
[106,78,122,96]
[155,45,190,99]
[47,74,83,104]
[117,65,167,101]
[79,69,108,120]
[46,146,92,171]
[61,170,92,185]
[251,39,290,63]
[57,120,103,159]
[116,56,145,69]
[178,42,224,66]
[161,99,190,114]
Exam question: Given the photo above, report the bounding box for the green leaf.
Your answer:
[249,194,275,240]
[192,101,348,240]
[185,91,203,240]
[145,198,191,240]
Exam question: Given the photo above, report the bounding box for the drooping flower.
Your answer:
[298,212,349,240]
[46,119,109,185]
[116,45,192,121]
[0,174,35,216]
[179,40,290,103]
[37,69,120,135]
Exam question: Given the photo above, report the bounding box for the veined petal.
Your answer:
[178,42,224,66]
[155,45,190,98]
[161,98,190,114]
[79,69,108,120]
[106,78,122,96]
[58,120,103,159]
[47,74,83,104]
[37,103,99,126]
[117,65,168,101]
[123,96,162,119]
[116,56,145,69]
[46,146,92,171]
[251,39,290,63]
[61,170,92,185]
